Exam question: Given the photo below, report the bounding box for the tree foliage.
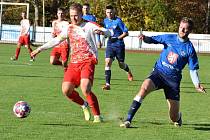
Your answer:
[2,0,210,33]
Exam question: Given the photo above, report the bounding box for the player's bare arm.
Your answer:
[196,84,206,93]
[31,35,66,57]
[118,32,128,40]
[51,20,57,38]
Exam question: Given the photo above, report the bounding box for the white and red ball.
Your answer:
[13,101,31,118]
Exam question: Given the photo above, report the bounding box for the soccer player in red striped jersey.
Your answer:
[11,11,34,61]
[50,8,69,70]
[31,3,112,123]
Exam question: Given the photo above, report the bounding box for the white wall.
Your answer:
[1,24,210,53]
[124,31,210,52]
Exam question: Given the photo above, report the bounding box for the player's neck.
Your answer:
[178,35,189,42]
[57,18,64,22]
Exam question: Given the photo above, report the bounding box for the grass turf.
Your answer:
[0,44,210,140]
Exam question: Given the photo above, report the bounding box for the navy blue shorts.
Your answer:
[105,46,125,62]
[148,69,180,101]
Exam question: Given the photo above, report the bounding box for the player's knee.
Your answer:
[62,85,71,96]
[50,60,54,65]
[81,87,91,96]
[62,61,68,67]
[50,59,56,65]
[140,86,148,94]
[62,87,69,96]
[80,82,91,96]
[105,58,112,66]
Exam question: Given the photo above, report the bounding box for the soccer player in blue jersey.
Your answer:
[82,3,96,22]
[102,5,133,90]
[120,17,206,128]
[82,3,101,48]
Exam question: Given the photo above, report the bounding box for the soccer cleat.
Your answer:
[93,115,103,123]
[10,56,17,61]
[174,112,182,127]
[120,121,131,128]
[102,85,111,90]
[30,57,35,62]
[128,71,133,81]
[82,106,91,121]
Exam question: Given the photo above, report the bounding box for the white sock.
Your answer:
[134,95,142,103]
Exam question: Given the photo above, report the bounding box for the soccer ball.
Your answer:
[13,101,31,118]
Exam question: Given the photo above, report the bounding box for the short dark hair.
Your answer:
[83,3,90,7]
[70,3,83,13]
[57,7,64,12]
[106,5,114,10]
[180,17,194,31]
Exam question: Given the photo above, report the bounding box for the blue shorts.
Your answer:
[148,69,180,101]
[105,46,125,62]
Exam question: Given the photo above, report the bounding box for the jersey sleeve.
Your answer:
[90,22,112,37]
[51,20,57,36]
[150,35,167,44]
[188,44,199,70]
[117,18,128,33]
[59,25,68,39]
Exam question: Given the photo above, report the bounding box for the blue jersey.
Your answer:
[149,34,199,81]
[103,17,128,47]
[82,14,96,22]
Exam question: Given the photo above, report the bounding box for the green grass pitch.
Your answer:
[0,44,210,140]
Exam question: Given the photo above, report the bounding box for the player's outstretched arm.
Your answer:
[190,70,207,94]
[195,84,207,93]
[31,36,65,57]
[94,28,112,37]
[138,34,153,43]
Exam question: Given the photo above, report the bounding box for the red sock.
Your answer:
[86,92,100,115]
[66,90,84,106]
[15,48,21,59]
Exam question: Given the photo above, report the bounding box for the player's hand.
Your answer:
[31,48,41,57]
[195,84,207,94]
[51,33,57,38]
[138,34,145,40]
[94,29,104,35]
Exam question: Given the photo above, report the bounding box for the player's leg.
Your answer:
[120,78,156,128]
[80,62,102,122]
[102,47,114,90]
[81,79,101,122]
[50,47,62,65]
[24,35,34,61]
[164,82,182,127]
[62,63,90,121]
[116,47,133,81]
[60,44,69,72]
[25,44,34,61]
[103,58,113,90]
[13,43,21,60]
[11,37,22,61]
[167,99,182,127]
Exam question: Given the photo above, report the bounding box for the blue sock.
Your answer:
[126,100,141,122]
[105,70,111,85]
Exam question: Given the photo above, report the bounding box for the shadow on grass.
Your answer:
[183,123,210,131]
[95,77,144,82]
[41,123,88,127]
[0,74,62,79]
[194,127,210,131]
